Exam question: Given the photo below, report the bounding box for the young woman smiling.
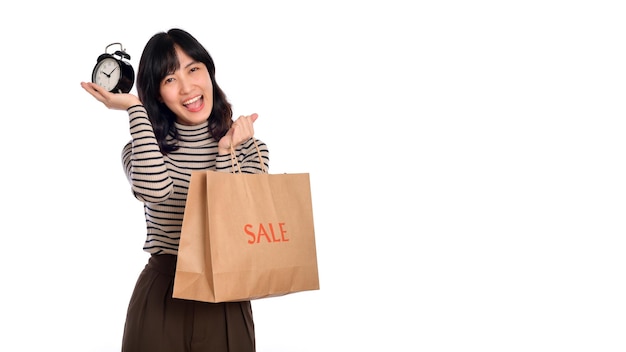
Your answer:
[81,28,269,352]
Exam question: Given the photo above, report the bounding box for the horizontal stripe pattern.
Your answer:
[122,105,269,255]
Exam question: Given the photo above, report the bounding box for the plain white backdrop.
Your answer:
[1,1,625,351]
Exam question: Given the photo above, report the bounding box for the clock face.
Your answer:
[92,57,122,92]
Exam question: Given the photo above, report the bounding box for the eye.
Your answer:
[163,77,175,85]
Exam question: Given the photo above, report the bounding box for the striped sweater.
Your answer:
[122,105,270,255]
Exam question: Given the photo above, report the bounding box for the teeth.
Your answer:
[183,96,201,105]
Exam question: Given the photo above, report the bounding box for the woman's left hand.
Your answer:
[218,113,258,154]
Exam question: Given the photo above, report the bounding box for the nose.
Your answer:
[179,75,193,94]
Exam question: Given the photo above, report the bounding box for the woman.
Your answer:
[81,28,268,352]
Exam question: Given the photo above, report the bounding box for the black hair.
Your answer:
[136,28,233,154]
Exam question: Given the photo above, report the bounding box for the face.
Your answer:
[159,46,214,126]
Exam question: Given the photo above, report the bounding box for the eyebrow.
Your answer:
[182,60,198,70]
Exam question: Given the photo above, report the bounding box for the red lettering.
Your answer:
[244,224,255,244]
[256,223,272,243]
[245,222,289,244]
[279,222,289,241]
[268,223,280,242]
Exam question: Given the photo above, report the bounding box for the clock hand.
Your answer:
[101,70,111,78]
[107,66,119,76]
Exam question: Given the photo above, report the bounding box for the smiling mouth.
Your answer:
[183,95,202,105]
[183,95,204,112]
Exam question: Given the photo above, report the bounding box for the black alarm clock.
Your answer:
[91,42,135,93]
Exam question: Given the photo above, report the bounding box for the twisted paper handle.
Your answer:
[229,138,267,174]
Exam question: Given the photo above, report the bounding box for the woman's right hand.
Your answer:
[80,82,142,110]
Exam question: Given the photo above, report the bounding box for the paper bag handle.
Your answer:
[229,138,267,174]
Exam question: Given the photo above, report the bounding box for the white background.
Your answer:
[1,1,625,351]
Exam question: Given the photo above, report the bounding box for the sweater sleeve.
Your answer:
[214,137,270,174]
[121,105,174,203]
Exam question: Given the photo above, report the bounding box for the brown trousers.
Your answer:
[121,254,256,352]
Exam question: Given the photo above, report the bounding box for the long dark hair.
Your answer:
[136,28,232,154]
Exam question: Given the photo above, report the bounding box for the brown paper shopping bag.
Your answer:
[173,147,319,303]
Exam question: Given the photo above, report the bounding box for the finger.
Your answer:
[81,82,105,99]
[81,82,101,93]
[234,113,258,123]
[231,117,245,130]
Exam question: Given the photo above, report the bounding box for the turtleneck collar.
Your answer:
[173,120,213,145]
